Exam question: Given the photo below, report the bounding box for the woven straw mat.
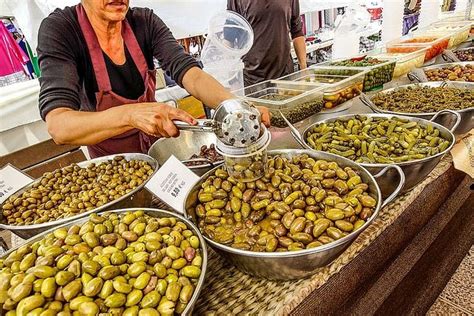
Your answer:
[10,156,454,315]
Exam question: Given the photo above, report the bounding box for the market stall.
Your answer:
[0,7,473,316]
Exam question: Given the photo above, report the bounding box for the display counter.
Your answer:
[147,155,470,315]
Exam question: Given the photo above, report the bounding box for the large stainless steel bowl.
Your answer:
[148,131,223,176]
[0,208,207,315]
[0,154,158,240]
[291,112,459,197]
[361,81,473,135]
[183,149,404,280]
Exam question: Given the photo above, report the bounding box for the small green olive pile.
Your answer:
[1,156,154,226]
[192,154,377,252]
[0,210,203,316]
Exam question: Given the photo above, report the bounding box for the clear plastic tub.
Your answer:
[386,35,450,61]
[216,127,271,182]
[318,57,397,91]
[424,22,471,47]
[234,81,325,128]
[279,67,366,108]
[370,47,428,78]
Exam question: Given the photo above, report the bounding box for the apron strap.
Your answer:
[121,22,148,82]
[76,4,112,92]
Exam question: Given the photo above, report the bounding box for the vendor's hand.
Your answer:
[257,106,271,127]
[128,103,197,138]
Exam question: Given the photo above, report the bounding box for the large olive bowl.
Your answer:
[291,112,459,197]
[0,154,159,240]
[360,81,473,135]
[0,208,208,315]
[183,149,404,280]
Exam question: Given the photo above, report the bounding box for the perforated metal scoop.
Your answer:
[174,99,261,148]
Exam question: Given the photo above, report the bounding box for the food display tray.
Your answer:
[424,21,472,47]
[317,57,397,91]
[369,47,428,78]
[386,35,450,61]
[279,67,366,109]
[234,80,325,128]
[0,153,159,239]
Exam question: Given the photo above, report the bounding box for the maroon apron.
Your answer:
[76,4,157,158]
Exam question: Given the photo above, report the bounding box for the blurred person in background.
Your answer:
[227,0,307,86]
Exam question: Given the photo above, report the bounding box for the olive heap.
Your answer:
[305,116,452,164]
[0,211,203,316]
[193,154,377,252]
[1,156,154,226]
[371,85,474,113]
[425,64,474,82]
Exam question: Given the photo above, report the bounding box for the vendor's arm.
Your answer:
[45,104,195,145]
[147,10,270,125]
[291,0,307,69]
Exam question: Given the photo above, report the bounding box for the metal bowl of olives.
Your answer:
[362,81,474,135]
[0,208,207,315]
[293,113,459,196]
[183,149,404,280]
[0,154,158,240]
[148,131,223,176]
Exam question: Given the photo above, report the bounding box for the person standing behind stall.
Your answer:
[227,0,307,86]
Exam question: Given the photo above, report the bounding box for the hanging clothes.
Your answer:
[0,22,29,78]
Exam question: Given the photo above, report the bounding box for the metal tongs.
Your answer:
[174,99,262,148]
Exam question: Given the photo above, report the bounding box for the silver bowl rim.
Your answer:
[184,149,384,258]
[0,153,159,231]
[0,207,208,315]
[301,112,457,168]
[368,81,474,116]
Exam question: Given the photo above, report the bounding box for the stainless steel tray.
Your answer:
[293,112,459,196]
[0,208,207,315]
[184,149,404,280]
[0,153,159,239]
[362,81,474,134]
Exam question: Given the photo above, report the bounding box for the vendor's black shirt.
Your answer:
[103,47,144,100]
[37,6,200,120]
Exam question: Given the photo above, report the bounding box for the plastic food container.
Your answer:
[370,47,428,78]
[318,57,397,91]
[386,35,450,61]
[279,67,366,109]
[234,81,325,128]
[424,22,471,48]
[216,126,271,182]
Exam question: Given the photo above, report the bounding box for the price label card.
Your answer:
[0,164,34,204]
[145,156,200,213]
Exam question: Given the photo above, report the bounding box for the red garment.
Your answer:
[76,4,158,158]
[0,22,28,76]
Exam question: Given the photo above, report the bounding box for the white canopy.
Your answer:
[3,0,353,52]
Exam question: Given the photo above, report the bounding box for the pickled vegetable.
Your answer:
[305,116,452,163]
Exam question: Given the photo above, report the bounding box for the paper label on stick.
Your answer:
[145,155,200,213]
[0,164,34,204]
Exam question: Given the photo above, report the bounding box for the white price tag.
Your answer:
[0,164,34,204]
[145,156,200,213]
